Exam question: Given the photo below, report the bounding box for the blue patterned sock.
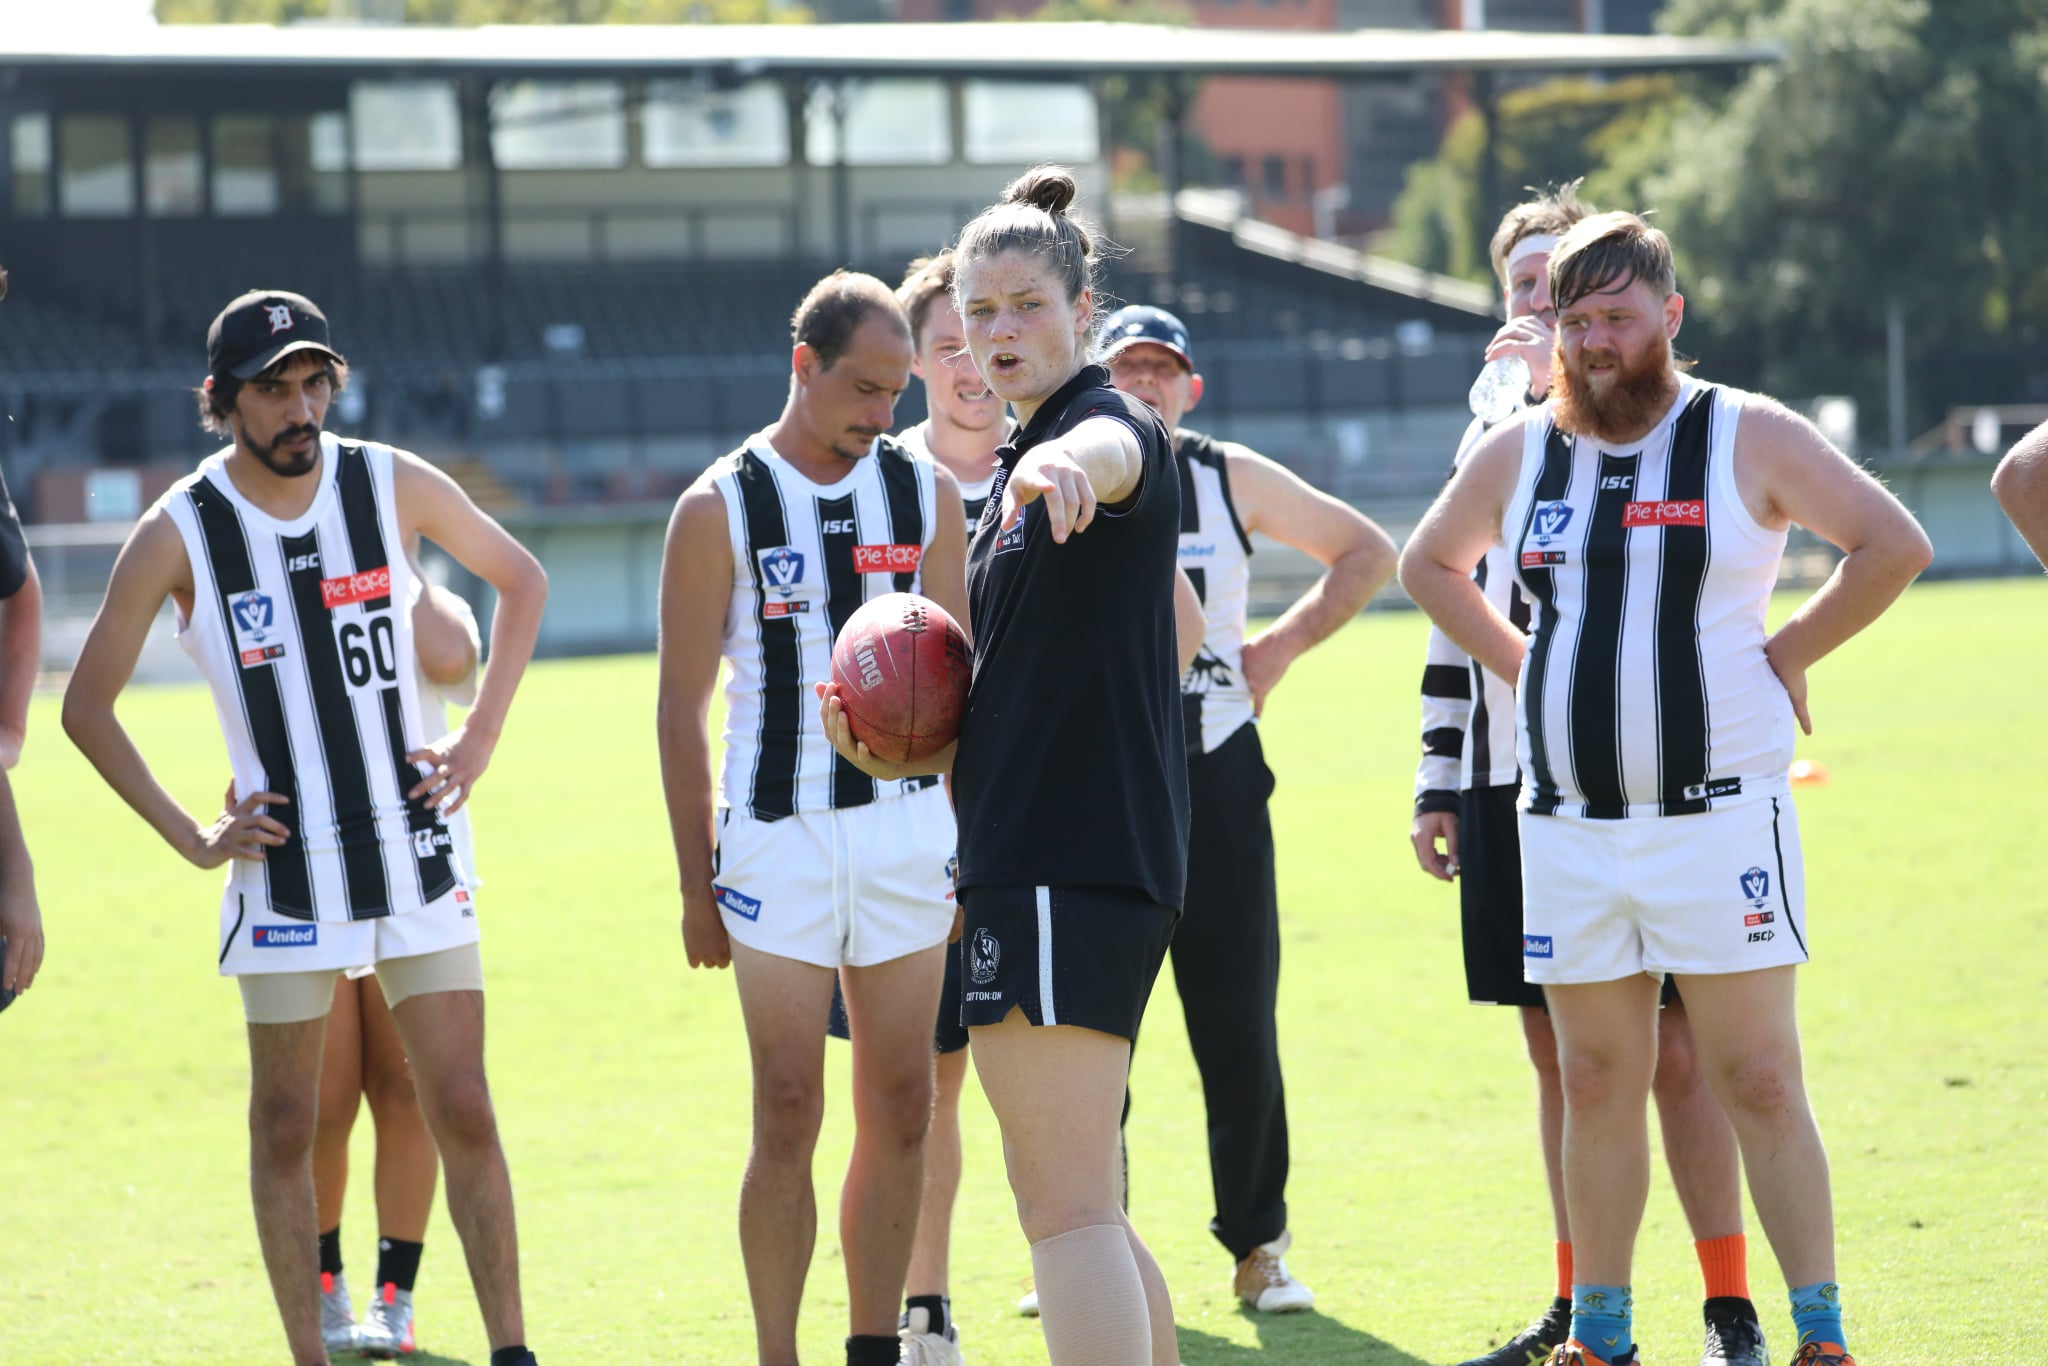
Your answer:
[1789,1281,1846,1351]
[1569,1283,1633,1362]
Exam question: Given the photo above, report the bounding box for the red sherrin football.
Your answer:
[829,593,971,764]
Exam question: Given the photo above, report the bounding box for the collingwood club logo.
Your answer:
[969,928,1001,985]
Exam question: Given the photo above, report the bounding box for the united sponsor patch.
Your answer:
[1523,934,1554,959]
[253,924,317,947]
[852,543,922,574]
[714,883,762,921]
[320,566,392,609]
[1622,499,1706,528]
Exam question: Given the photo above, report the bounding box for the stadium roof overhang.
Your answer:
[3,21,1779,84]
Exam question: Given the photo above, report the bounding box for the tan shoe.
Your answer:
[1233,1230,1315,1313]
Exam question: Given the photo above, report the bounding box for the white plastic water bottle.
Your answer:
[1467,354,1531,424]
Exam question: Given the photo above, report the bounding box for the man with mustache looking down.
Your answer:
[1399,212,1931,1366]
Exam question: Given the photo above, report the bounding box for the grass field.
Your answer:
[5,577,2045,1365]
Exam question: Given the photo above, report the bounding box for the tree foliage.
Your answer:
[1383,0,2048,438]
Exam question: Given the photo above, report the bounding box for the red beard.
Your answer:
[1551,330,1681,444]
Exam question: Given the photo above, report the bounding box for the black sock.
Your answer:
[318,1226,343,1278]
[488,1348,535,1366]
[905,1293,950,1337]
[846,1334,901,1366]
[376,1236,425,1292]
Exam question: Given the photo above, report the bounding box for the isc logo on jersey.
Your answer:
[231,591,287,667]
[757,547,812,618]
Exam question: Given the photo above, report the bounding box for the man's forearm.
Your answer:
[1408,564,1525,687]
[463,572,544,736]
[60,706,199,858]
[1766,543,1926,676]
[0,563,42,752]
[1070,423,1143,503]
[1261,543,1391,662]
[657,701,717,895]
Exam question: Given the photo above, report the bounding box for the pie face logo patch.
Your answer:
[1623,499,1706,528]
[853,543,922,574]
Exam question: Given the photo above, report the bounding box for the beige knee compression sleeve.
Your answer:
[1030,1222,1153,1366]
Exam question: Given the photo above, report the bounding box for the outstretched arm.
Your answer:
[1002,415,1145,543]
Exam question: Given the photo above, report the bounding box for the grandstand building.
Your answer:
[2,16,1768,659]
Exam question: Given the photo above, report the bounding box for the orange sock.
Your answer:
[1695,1233,1749,1300]
[1555,1241,1573,1300]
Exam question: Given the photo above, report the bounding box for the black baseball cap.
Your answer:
[1098,305,1194,370]
[206,289,342,381]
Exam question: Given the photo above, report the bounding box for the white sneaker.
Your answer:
[1233,1230,1315,1313]
[355,1282,417,1357]
[1017,1286,1039,1317]
[320,1270,358,1355]
[899,1305,964,1366]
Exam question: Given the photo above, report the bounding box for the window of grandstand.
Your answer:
[11,114,53,216]
[294,112,350,212]
[1262,154,1288,201]
[1336,0,1433,24]
[212,116,279,216]
[1484,0,1579,30]
[805,79,950,166]
[493,81,628,170]
[145,117,203,217]
[962,81,1098,165]
[59,114,134,217]
[642,79,789,167]
[350,80,462,172]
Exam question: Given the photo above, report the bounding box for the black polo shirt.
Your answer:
[0,466,26,601]
[953,363,1191,910]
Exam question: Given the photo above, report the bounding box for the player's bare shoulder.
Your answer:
[662,462,735,577]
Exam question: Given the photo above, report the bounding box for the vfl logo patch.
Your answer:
[1740,866,1771,907]
[757,546,806,599]
[231,591,287,667]
[1523,934,1554,959]
[1623,500,1706,528]
[852,543,923,574]
[320,566,393,610]
[253,924,317,947]
[1522,550,1566,568]
[1685,777,1744,802]
[1530,501,1574,545]
[714,884,762,921]
[969,928,1001,985]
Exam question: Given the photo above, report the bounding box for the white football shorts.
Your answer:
[1518,794,1808,984]
[713,783,957,969]
[217,876,482,979]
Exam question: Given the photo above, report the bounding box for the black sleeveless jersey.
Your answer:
[954,364,1190,910]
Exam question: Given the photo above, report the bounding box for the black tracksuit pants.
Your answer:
[1156,719,1290,1261]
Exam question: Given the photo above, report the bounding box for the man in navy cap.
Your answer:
[1104,305,1399,1313]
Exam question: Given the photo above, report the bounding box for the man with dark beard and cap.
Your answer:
[64,288,550,1366]
[1399,212,1931,1366]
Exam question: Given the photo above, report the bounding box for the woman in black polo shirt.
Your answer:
[822,167,1188,1365]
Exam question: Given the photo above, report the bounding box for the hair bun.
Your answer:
[1002,166,1078,217]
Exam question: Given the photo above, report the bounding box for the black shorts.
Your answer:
[957,884,1177,1042]
[1458,784,1679,1010]
[826,946,969,1055]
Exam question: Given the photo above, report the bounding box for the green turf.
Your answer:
[6,577,2044,1364]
